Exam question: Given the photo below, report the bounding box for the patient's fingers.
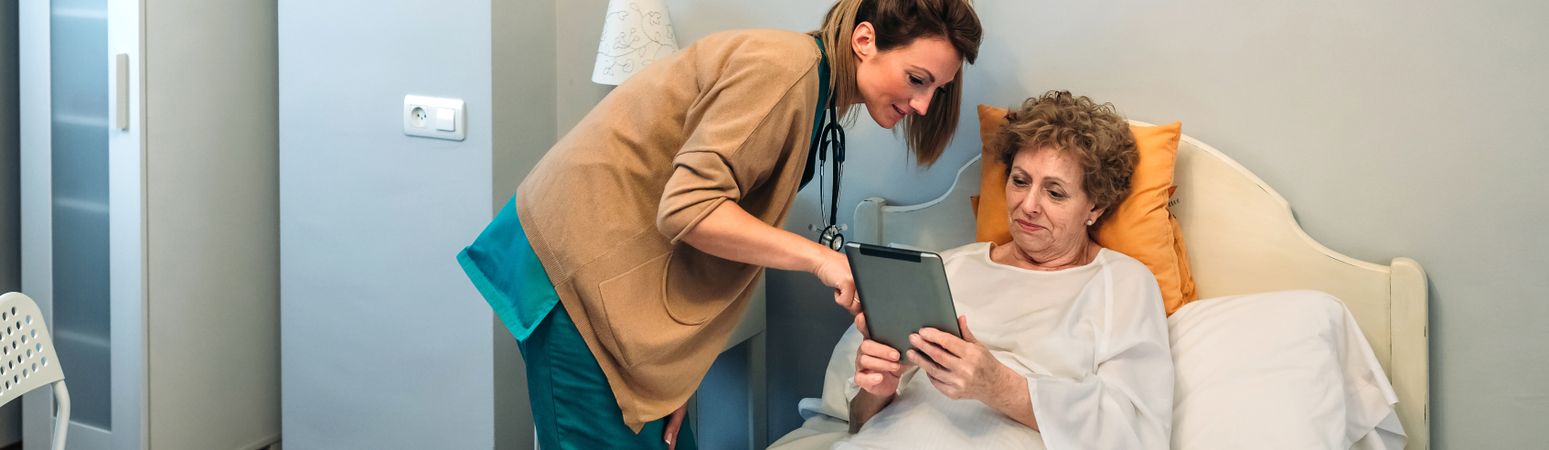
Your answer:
[921,369,952,391]
[910,333,957,367]
[856,338,902,394]
[854,371,886,393]
[858,339,900,362]
[917,327,968,358]
[921,369,966,400]
[911,350,970,399]
[958,316,978,343]
[907,348,948,374]
[858,354,902,374]
[855,313,870,338]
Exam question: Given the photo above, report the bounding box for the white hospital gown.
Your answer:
[832,242,1174,449]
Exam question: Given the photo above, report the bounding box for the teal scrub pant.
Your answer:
[519,304,698,450]
[459,198,696,449]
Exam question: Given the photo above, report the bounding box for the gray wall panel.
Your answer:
[279,0,499,448]
[491,0,555,447]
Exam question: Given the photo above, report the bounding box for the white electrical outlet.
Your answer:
[403,95,466,141]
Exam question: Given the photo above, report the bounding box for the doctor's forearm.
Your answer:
[679,201,832,274]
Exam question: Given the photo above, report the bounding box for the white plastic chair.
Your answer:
[0,292,70,450]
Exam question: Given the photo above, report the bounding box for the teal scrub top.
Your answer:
[457,196,561,341]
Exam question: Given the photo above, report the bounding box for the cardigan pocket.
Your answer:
[597,253,682,369]
[663,250,749,326]
[595,248,751,368]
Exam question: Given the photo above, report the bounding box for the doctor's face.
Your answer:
[852,24,962,129]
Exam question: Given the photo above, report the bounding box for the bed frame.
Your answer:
[851,122,1429,449]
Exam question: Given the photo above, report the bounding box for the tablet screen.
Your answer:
[844,241,962,355]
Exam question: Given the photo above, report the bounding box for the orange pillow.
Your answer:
[974,104,1197,314]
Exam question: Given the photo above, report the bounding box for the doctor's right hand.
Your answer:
[813,249,859,316]
[854,313,905,398]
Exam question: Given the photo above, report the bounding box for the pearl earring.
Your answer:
[1086,219,1095,226]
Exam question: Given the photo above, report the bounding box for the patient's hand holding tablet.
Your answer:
[845,241,970,427]
[844,242,965,402]
[844,242,962,356]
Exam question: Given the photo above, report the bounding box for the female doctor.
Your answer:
[458,0,981,448]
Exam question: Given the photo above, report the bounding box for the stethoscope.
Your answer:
[809,96,847,251]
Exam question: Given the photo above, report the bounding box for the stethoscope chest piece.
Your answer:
[819,223,846,251]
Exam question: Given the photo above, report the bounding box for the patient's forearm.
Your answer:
[848,390,895,433]
[981,367,1039,431]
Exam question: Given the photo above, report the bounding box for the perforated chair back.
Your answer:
[0,292,71,450]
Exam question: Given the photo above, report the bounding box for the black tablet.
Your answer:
[844,241,962,356]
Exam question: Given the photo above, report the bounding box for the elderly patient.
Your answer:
[835,91,1173,449]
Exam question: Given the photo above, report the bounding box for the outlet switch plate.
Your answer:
[403,95,466,141]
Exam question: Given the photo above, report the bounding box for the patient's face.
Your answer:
[1004,146,1103,259]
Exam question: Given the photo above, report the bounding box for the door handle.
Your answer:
[115,53,128,131]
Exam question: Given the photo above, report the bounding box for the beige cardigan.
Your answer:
[516,29,823,431]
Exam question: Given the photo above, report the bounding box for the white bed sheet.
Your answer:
[770,291,1405,450]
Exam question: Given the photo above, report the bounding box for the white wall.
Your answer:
[279,0,552,448]
[552,0,1549,447]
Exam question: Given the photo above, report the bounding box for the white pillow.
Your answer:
[1168,290,1403,450]
[803,324,864,423]
[801,323,922,423]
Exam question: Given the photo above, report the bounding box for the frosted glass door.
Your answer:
[51,0,112,430]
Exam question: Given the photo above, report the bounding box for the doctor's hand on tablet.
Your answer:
[813,249,860,316]
[854,313,911,398]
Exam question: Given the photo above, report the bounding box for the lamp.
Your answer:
[592,0,680,85]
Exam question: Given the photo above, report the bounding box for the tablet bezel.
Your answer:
[844,241,962,357]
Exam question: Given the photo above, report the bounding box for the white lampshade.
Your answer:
[592,0,680,85]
